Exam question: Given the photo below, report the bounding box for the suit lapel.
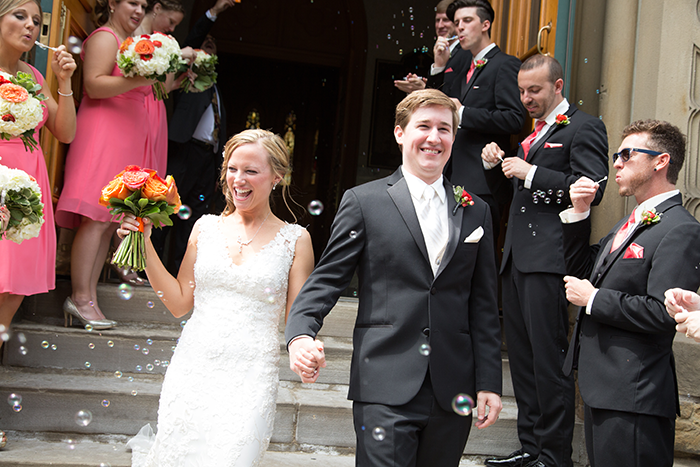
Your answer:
[435,180,461,278]
[387,171,430,265]
[527,106,578,164]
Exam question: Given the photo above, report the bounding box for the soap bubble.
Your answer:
[372,426,386,441]
[74,410,93,427]
[84,362,91,368]
[7,393,22,406]
[88,343,95,349]
[146,339,153,345]
[307,200,324,216]
[147,301,155,309]
[114,371,122,378]
[107,341,114,348]
[134,344,140,350]
[142,348,149,355]
[177,205,192,220]
[85,324,93,332]
[136,365,142,371]
[146,364,154,371]
[199,194,205,201]
[451,393,474,416]
[67,35,83,54]
[132,390,138,396]
[51,344,57,350]
[180,320,187,327]
[156,291,164,298]
[17,332,26,344]
[12,404,22,412]
[118,283,133,300]
[101,400,110,408]
[419,344,431,356]
[19,346,27,355]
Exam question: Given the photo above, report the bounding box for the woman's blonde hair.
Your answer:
[0,0,41,20]
[220,129,299,220]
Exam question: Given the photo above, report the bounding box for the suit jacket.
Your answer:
[562,194,700,419]
[499,105,608,275]
[426,45,469,97]
[285,168,502,411]
[444,46,525,196]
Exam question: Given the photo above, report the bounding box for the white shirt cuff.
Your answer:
[586,289,599,315]
[524,165,537,189]
[559,208,590,224]
[206,9,217,21]
[431,64,445,76]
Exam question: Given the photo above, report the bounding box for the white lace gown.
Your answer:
[127,215,304,467]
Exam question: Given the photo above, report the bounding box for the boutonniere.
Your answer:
[640,208,661,225]
[555,114,570,126]
[474,59,488,69]
[452,186,474,215]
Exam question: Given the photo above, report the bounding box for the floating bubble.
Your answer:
[154,359,161,366]
[578,100,583,105]
[99,463,112,467]
[162,361,169,367]
[547,189,553,195]
[65,439,77,450]
[132,390,138,396]
[556,189,564,198]
[85,324,93,332]
[1,330,10,342]
[134,344,140,350]
[584,58,588,63]
[51,344,57,351]
[88,301,94,307]
[101,400,110,408]
[147,301,155,309]
[68,36,83,54]
[451,393,474,416]
[118,283,133,300]
[114,370,122,378]
[88,343,95,350]
[556,199,562,204]
[177,205,192,220]
[107,340,114,348]
[8,393,22,406]
[544,198,551,204]
[372,426,386,441]
[180,320,187,327]
[136,365,142,371]
[156,290,164,298]
[17,332,26,344]
[199,194,205,201]
[128,376,134,382]
[74,410,93,427]
[387,34,391,39]
[146,364,154,371]
[520,206,526,213]
[398,49,403,55]
[532,231,537,236]
[307,200,324,216]
[266,295,276,304]
[142,348,149,355]
[532,197,539,204]
[85,362,91,368]
[349,230,358,239]
[528,223,532,229]
[419,343,431,356]
[146,339,153,345]
[19,346,27,355]
[12,404,22,412]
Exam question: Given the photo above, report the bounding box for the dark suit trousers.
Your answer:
[502,259,575,467]
[353,371,472,467]
[584,405,674,467]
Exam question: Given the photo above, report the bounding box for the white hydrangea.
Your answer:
[193,50,212,67]
[4,215,44,244]
[0,164,44,244]
[118,32,184,79]
[0,96,44,136]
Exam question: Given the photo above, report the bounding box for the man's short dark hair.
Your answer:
[447,0,494,37]
[520,54,564,85]
[621,120,686,184]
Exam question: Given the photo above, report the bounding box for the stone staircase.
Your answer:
[0,279,591,466]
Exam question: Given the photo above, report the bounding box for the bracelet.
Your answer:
[57,89,73,97]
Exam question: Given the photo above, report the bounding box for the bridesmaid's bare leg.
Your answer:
[0,293,24,351]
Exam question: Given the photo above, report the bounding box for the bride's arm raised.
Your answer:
[117,214,196,318]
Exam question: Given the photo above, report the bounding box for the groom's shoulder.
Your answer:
[345,173,396,198]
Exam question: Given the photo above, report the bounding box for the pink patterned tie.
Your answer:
[466,60,476,84]
[522,120,546,161]
[611,210,636,252]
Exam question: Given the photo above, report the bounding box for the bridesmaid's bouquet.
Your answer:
[116,32,185,100]
[0,71,47,152]
[0,163,45,244]
[177,49,218,93]
[100,165,181,271]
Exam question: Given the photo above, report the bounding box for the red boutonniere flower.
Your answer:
[640,208,661,225]
[452,186,474,215]
[475,59,488,69]
[555,114,570,126]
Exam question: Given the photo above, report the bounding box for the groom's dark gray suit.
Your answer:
[285,167,502,464]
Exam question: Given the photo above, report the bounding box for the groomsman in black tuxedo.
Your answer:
[481,55,609,467]
[286,89,503,467]
[561,120,700,467]
[443,0,525,239]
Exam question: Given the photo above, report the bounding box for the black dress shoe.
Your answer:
[523,460,546,467]
[485,450,533,467]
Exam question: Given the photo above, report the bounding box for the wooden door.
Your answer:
[39,0,94,205]
[492,0,558,60]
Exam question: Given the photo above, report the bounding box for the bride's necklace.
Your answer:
[236,211,271,254]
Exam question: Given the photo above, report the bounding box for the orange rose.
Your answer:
[119,36,134,53]
[99,177,131,206]
[141,172,168,201]
[0,83,29,103]
[164,175,181,210]
[122,167,150,190]
[134,39,155,55]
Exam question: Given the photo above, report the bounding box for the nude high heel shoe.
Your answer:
[63,297,117,330]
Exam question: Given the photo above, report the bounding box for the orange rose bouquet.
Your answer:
[100,165,181,271]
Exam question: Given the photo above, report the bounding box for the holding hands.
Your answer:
[665,288,700,342]
[288,337,326,383]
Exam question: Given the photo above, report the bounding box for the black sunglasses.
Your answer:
[612,147,666,164]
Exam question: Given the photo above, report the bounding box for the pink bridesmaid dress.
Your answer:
[144,93,167,177]
[0,64,55,295]
[55,27,153,229]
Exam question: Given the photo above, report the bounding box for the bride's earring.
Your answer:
[272,183,278,191]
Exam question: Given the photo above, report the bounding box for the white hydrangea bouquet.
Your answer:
[0,162,45,244]
[177,49,218,93]
[0,71,47,152]
[116,32,185,100]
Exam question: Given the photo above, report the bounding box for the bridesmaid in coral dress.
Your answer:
[0,0,76,349]
[55,0,153,329]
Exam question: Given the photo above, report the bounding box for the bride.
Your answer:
[121,129,323,466]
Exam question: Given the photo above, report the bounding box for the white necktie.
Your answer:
[419,186,448,275]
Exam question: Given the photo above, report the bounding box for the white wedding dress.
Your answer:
[127,215,304,467]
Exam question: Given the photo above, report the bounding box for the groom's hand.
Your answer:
[288,337,326,383]
[474,391,502,429]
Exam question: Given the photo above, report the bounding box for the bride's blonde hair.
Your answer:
[220,129,299,220]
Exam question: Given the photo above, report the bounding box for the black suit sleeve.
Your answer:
[562,216,605,280]
[184,13,215,48]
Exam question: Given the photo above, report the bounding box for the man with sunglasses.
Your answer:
[560,120,700,467]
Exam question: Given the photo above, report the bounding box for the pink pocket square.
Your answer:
[544,142,563,149]
[445,67,454,73]
[623,243,644,259]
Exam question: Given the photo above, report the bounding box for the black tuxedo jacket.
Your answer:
[168,14,227,149]
[285,168,502,411]
[562,194,700,419]
[426,45,469,97]
[444,46,525,196]
[499,105,608,275]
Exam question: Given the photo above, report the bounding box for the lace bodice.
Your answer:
[129,215,304,467]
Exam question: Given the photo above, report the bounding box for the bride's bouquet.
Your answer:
[0,71,47,152]
[100,165,181,271]
[116,32,185,100]
[177,49,218,93]
[0,163,45,244]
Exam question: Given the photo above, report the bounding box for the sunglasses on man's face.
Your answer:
[612,147,665,164]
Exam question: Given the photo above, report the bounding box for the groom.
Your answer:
[286,89,503,466]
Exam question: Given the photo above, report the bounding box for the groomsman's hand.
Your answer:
[481,142,504,166]
[289,337,326,383]
[674,312,700,342]
[564,276,595,306]
[664,288,700,317]
[569,177,599,214]
[433,36,451,69]
[474,391,502,429]
[501,157,531,180]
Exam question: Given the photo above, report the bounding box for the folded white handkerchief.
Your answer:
[464,226,484,243]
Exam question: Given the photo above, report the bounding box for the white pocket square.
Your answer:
[464,226,484,243]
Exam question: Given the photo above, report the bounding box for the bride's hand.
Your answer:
[117,214,152,239]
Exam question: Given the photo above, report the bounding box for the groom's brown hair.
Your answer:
[394,89,459,135]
